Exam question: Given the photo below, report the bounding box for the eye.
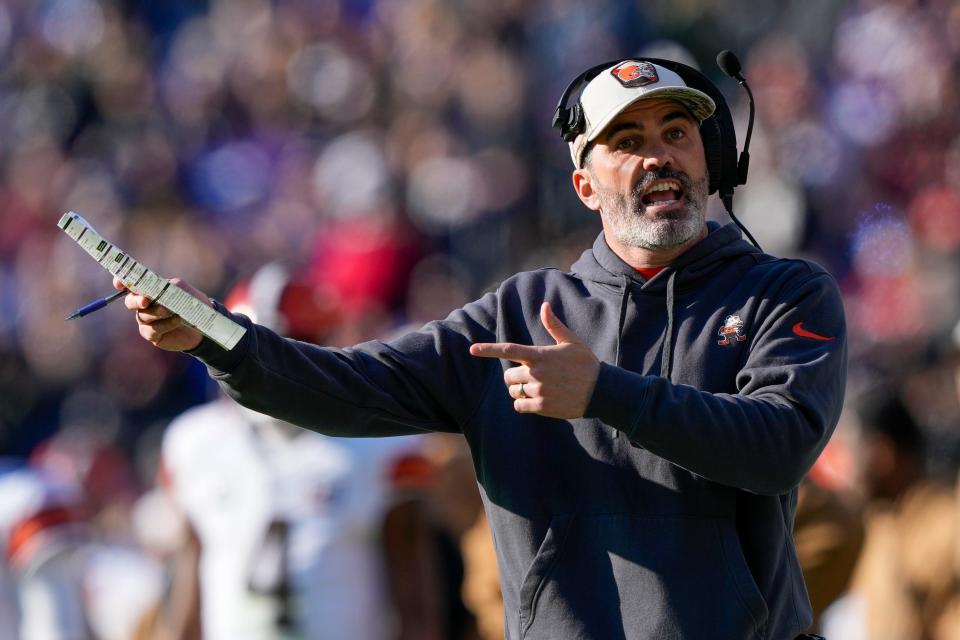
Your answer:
[666,128,686,141]
[614,136,638,151]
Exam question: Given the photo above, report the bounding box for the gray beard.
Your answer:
[597,171,709,250]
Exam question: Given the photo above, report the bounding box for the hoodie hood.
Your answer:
[570,221,761,291]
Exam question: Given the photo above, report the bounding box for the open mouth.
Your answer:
[640,179,684,207]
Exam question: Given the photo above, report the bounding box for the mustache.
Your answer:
[630,168,694,199]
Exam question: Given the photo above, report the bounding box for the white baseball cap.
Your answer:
[569,60,716,168]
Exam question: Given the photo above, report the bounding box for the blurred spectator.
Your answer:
[459,508,503,640]
[136,263,447,640]
[792,406,866,633]
[824,390,959,640]
[793,477,864,633]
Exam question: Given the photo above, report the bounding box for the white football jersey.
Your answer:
[162,399,430,640]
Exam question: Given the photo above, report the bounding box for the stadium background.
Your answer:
[0,0,959,637]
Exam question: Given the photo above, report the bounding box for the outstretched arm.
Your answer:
[116,277,500,437]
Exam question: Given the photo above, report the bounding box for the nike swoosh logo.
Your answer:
[792,322,835,341]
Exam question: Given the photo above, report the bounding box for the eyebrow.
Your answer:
[602,110,695,140]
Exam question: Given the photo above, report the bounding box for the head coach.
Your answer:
[123,54,847,640]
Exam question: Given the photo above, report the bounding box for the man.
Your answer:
[828,390,958,640]
[120,59,847,639]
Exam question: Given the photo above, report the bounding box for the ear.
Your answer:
[572,168,601,212]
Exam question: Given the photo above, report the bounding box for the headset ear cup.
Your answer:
[700,118,723,195]
[709,105,740,198]
[555,103,583,142]
[643,57,739,197]
[568,103,583,142]
[553,59,624,143]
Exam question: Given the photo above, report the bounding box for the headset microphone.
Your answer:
[716,49,760,250]
[716,50,754,188]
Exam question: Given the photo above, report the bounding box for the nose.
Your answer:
[641,142,674,172]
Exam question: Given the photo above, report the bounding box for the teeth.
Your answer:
[646,181,680,194]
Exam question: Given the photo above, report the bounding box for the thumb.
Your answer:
[541,302,581,345]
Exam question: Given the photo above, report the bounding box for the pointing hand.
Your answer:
[469,302,600,419]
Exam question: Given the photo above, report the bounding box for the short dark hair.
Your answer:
[582,140,596,168]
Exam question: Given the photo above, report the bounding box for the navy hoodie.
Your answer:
[190,222,847,640]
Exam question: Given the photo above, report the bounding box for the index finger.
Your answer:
[469,342,541,364]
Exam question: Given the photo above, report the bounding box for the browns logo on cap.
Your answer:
[610,61,659,88]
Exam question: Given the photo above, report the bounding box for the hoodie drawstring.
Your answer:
[612,275,630,439]
[615,275,630,368]
[660,270,678,382]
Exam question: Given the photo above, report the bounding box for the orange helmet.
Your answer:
[224,263,341,342]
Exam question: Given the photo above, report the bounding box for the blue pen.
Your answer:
[66,289,128,320]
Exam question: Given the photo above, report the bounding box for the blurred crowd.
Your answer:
[0,0,959,638]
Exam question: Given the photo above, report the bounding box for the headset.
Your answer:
[552,52,760,249]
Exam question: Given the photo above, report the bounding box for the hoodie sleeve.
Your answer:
[187,293,500,437]
[585,270,847,496]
